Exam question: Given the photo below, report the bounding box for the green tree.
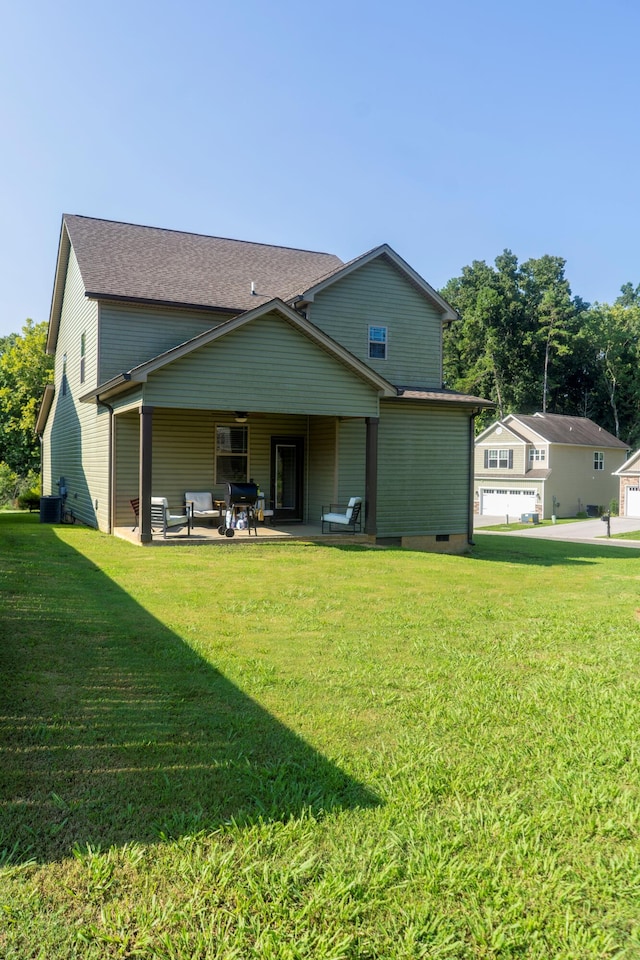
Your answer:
[578,300,640,443]
[443,251,589,424]
[0,320,53,478]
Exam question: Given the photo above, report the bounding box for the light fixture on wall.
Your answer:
[235,412,248,423]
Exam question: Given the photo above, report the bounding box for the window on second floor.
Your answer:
[594,451,604,470]
[529,448,546,463]
[368,325,387,360]
[485,448,513,469]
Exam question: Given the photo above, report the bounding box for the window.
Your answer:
[529,448,546,463]
[594,451,604,470]
[80,332,86,384]
[62,353,67,396]
[368,325,387,360]
[485,448,513,469]
[216,425,248,483]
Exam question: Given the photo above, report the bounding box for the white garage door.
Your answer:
[481,488,537,516]
[626,487,640,517]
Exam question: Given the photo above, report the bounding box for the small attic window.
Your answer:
[368,325,387,360]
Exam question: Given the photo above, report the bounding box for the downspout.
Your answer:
[97,398,114,534]
[468,409,479,546]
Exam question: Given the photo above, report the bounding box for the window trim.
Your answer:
[485,448,513,469]
[368,324,388,360]
[215,423,249,485]
[594,451,604,471]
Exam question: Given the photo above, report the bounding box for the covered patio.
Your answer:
[114,516,374,547]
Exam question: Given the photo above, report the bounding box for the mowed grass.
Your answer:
[2,515,640,958]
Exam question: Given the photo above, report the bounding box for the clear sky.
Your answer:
[1,0,639,338]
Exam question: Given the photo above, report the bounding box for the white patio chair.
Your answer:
[321,497,362,534]
[151,497,191,538]
[184,491,222,526]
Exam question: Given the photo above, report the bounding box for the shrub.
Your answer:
[0,462,19,506]
[609,498,619,517]
[17,489,40,512]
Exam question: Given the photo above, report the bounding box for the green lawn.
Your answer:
[2,514,640,959]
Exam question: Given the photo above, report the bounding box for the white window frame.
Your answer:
[529,448,546,463]
[368,325,388,360]
[487,448,511,469]
[594,451,604,471]
[215,423,249,484]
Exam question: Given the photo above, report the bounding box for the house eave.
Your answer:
[85,291,242,317]
[80,373,136,404]
[35,383,55,433]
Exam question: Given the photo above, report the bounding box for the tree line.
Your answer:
[441,251,640,446]
[1,253,639,504]
[0,320,53,504]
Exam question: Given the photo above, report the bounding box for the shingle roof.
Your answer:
[508,413,628,448]
[63,215,344,312]
[397,387,494,407]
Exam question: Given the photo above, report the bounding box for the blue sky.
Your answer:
[2,0,639,338]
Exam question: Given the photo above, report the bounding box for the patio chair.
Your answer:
[184,491,222,526]
[151,497,191,538]
[321,496,362,534]
[130,497,140,530]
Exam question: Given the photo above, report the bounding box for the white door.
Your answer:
[480,488,537,516]
[626,487,640,517]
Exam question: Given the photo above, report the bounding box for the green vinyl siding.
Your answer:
[43,248,108,529]
[99,303,230,382]
[114,408,314,524]
[337,420,366,506]
[308,417,338,522]
[309,257,443,388]
[377,401,470,536]
[143,311,379,417]
[114,411,139,528]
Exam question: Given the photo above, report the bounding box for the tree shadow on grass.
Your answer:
[470,533,640,566]
[0,516,379,865]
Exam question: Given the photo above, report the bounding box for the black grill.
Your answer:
[225,482,259,507]
[217,482,259,537]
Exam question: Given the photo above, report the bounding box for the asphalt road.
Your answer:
[474,514,640,547]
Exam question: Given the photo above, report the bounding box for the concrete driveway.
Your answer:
[474,514,640,547]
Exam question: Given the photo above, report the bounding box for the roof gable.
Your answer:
[475,420,528,444]
[614,448,640,475]
[82,299,397,403]
[292,244,457,322]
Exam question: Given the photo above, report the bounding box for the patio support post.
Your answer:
[139,405,154,543]
[365,416,379,535]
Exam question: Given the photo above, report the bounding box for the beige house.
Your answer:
[614,450,640,517]
[474,413,629,519]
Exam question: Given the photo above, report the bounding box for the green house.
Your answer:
[37,215,491,550]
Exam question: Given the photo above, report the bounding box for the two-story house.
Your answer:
[37,215,492,550]
[474,413,629,519]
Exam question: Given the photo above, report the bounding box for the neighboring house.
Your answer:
[614,450,640,517]
[474,413,629,519]
[37,215,492,551]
